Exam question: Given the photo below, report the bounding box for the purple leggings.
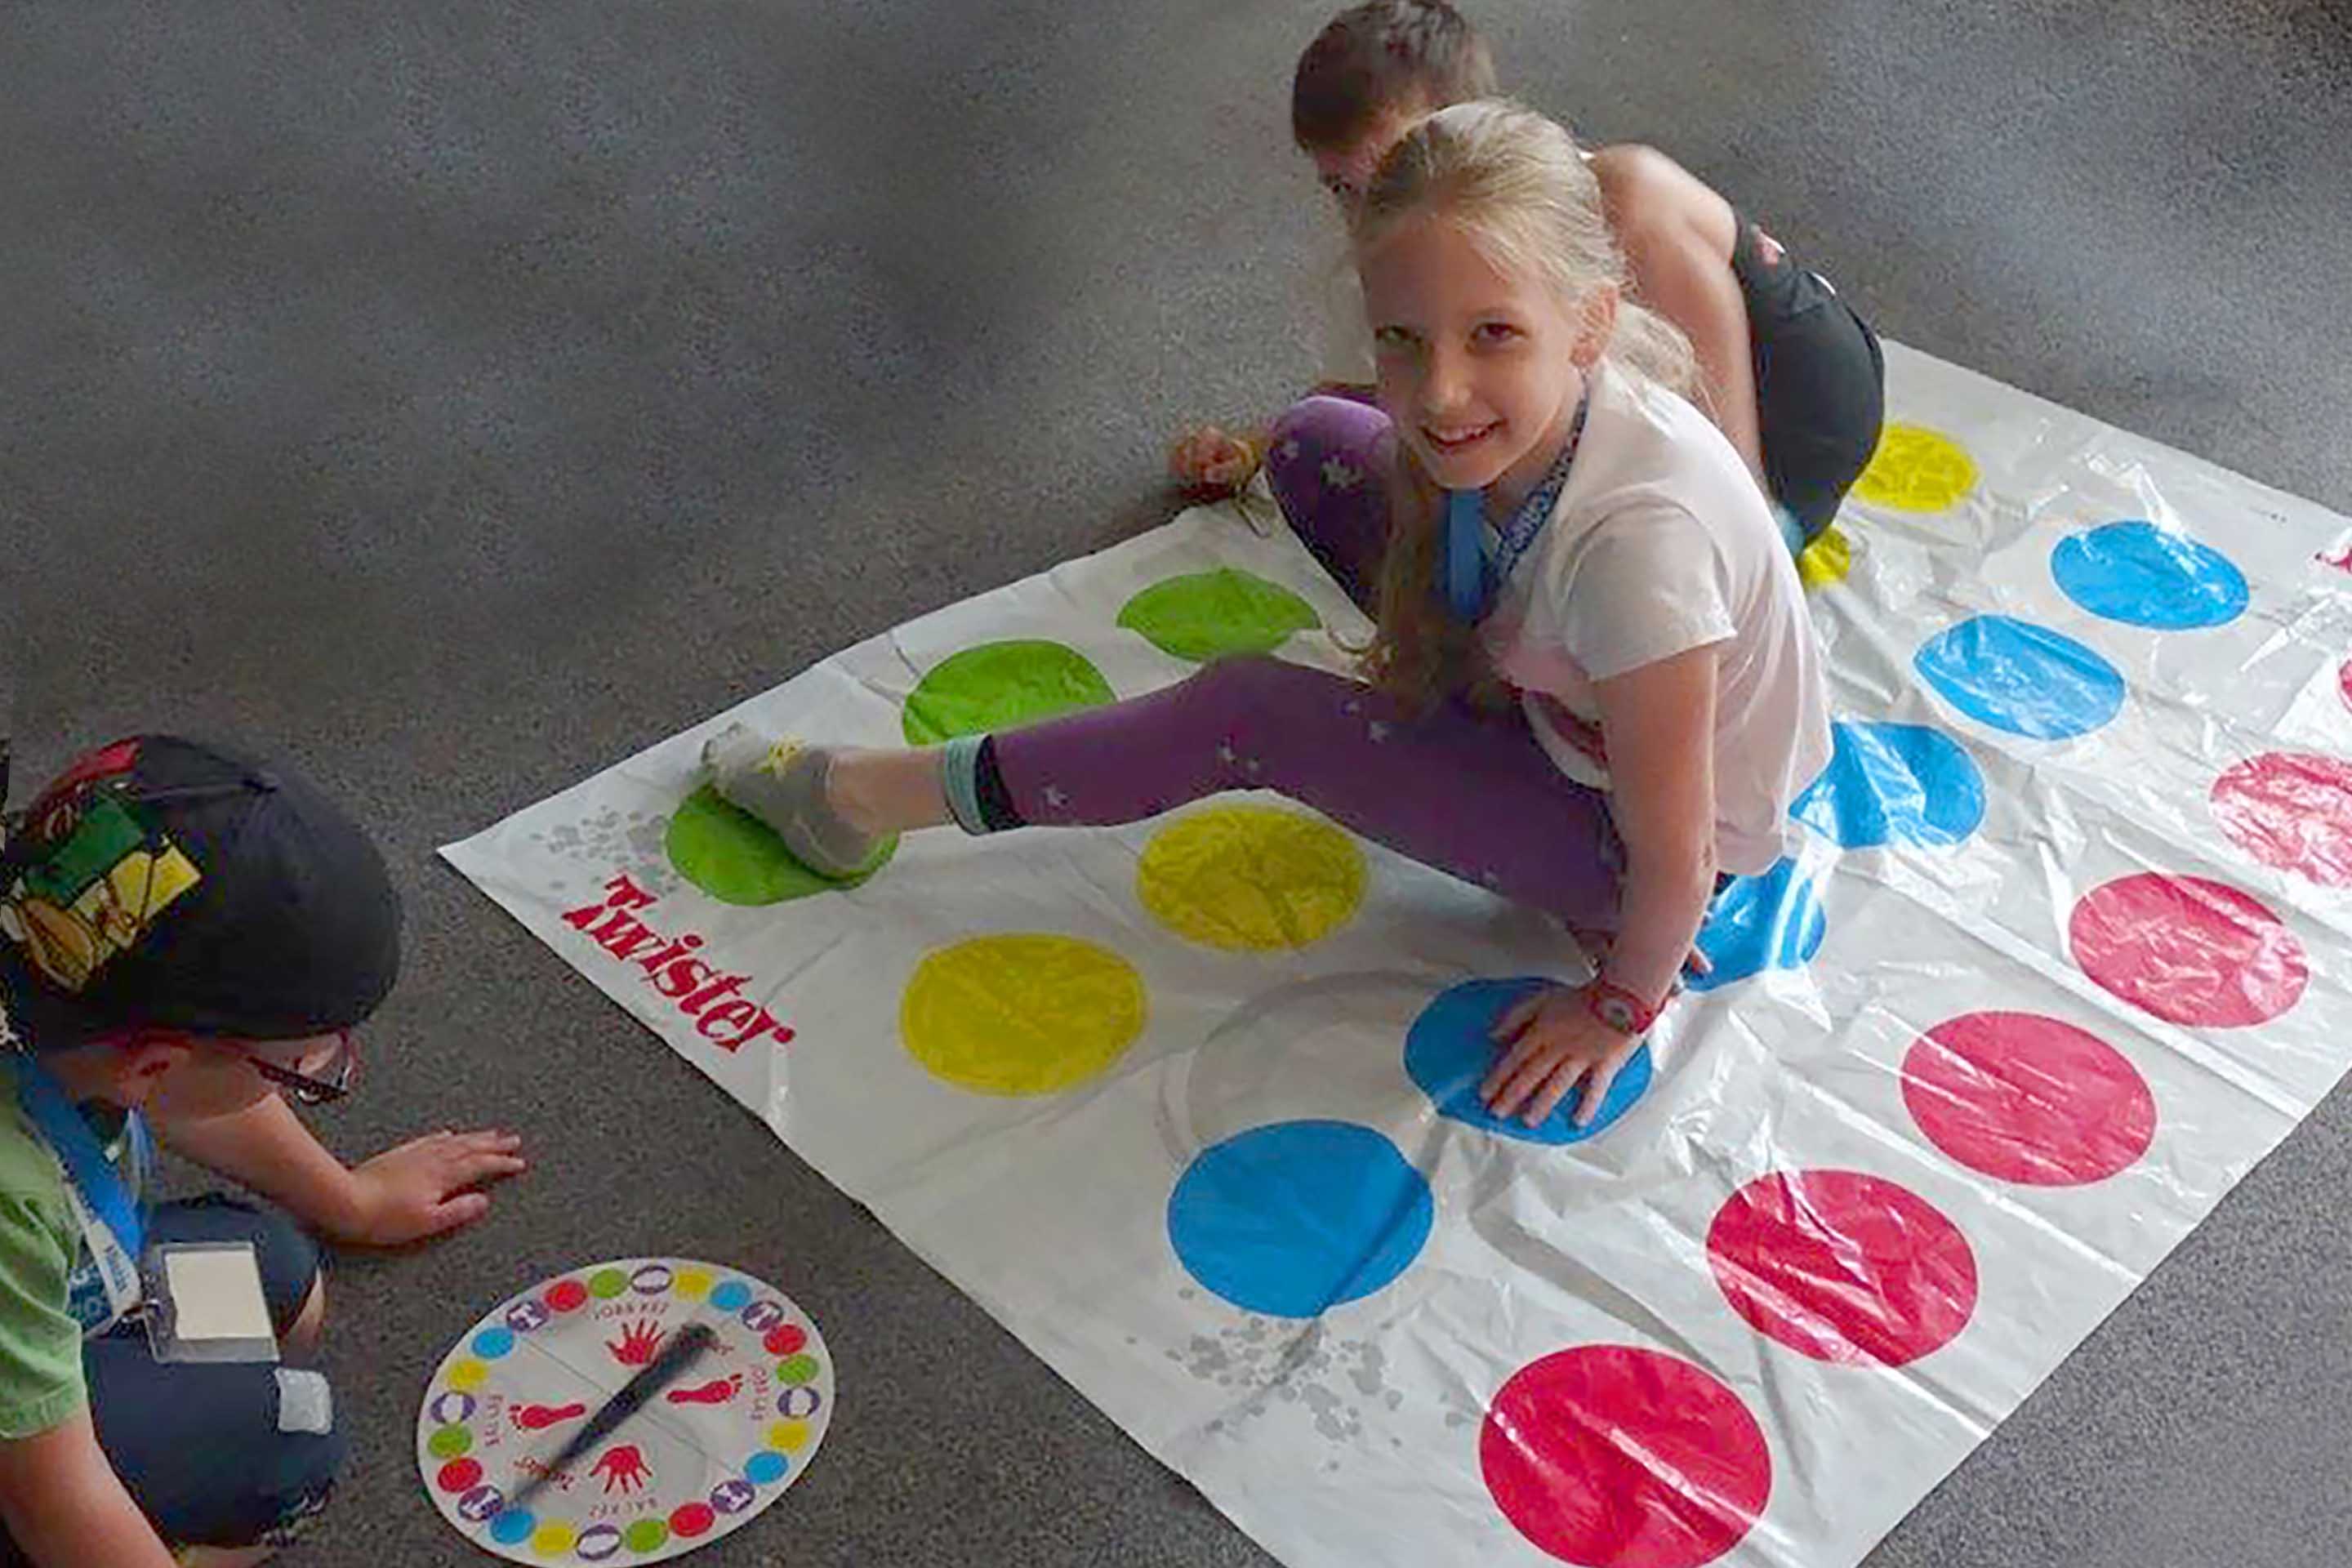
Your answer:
[981,395,1624,928]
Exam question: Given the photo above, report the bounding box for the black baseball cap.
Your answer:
[0,736,402,1052]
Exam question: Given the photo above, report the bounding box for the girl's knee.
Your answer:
[1267,395,1391,479]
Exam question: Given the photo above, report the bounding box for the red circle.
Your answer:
[435,1458,483,1494]
[1903,1013,2156,1186]
[2339,657,2352,715]
[544,1280,589,1313]
[669,1503,716,1538]
[764,1325,807,1356]
[2069,872,2308,1027]
[1707,1170,1976,1366]
[1480,1345,1770,1568]
[2211,751,2352,886]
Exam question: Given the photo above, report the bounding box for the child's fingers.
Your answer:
[439,1146,530,1187]
[1484,1039,1563,1120]
[445,1129,523,1153]
[1573,1052,1629,1126]
[427,1192,494,1232]
[1525,1058,1592,1127]
[1480,1023,1546,1099]
[1499,1051,1573,1124]
[1490,994,1546,1045]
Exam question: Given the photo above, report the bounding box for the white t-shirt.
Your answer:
[1478,363,1832,875]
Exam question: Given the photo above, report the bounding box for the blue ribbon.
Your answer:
[14,1055,145,1260]
[1440,395,1591,625]
[1443,488,1486,622]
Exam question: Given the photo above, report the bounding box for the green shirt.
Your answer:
[0,1059,108,1440]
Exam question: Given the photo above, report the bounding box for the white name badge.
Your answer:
[142,1241,279,1365]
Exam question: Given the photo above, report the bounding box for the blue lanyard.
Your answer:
[13,1054,145,1261]
[1443,394,1590,623]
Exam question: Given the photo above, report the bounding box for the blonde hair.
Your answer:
[1348,100,1699,705]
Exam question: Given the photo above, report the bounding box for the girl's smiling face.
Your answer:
[1358,213,1614,509]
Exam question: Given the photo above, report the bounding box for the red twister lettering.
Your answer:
[559,873,795,1053]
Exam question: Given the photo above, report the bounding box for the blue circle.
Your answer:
[708,1280,753,1312]
[488,1510,536,1545]
[1401,978,1652,1142]
[1791,721,1986,849]
[1686,858,1828,991]
[1166,1120,1433,1318]
[1914,615,2125,739]
[744,1450,790,1486]
[2051,519,2247,629]
[470,1327,516,1361]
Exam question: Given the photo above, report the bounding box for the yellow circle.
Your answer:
[531,1521,577,1556]
[1797,523,1853,590]
[901,935,1146,1095]
[1136,806,1365,951]
[1851,423,1979,513]
[673,1266,714,1300]
[768,1419,812,1452]
[446,1359,489,1392]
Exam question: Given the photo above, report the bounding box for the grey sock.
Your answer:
[700,724,880,879]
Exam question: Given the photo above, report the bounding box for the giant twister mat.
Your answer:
[445,341,2352,1568]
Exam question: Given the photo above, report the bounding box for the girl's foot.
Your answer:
[700,724,880,879]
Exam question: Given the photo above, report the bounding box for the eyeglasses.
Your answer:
[238,1031,359,1106]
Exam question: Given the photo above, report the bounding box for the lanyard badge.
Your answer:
[14,1055,278,1360]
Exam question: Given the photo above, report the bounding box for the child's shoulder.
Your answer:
[0,1074,69,1213]
[1588,144,1734,245]
[1585,368,1755,498]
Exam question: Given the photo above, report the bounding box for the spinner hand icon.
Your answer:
[591,1445,652,1495]
[607,1319,663,1366]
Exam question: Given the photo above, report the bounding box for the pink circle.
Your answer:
[1903,1013,2156,1185]
[435,1458,483,1494]
[2211,751,2352,886]
[2069,872,2308,1026]
[669,1503,715,1539]
[1480,1346,1770,1568]
[1707,1170,1976,1366]
[2339,657,2352,715]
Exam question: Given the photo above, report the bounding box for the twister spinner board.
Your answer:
[416,1257,833,1562]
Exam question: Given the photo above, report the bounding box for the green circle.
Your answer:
[1116,568,1319,662]
[589,1268,629,1299]
[624,1518,670,1552]
[666,784,897,906]
[902,640,1114,745]
[776,1352,821,1386]
[428,1424,472,1459]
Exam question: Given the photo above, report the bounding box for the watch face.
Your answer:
[1596,996,1641,1033]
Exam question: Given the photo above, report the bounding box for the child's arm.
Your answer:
[0,1414,184,1568]
[152,1091,526,1247]
[1592,146,1767,485]
[1587,644,1722,1003]
[1483,646,1721,1125]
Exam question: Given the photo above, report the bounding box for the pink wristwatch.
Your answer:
[1583,977,1664,1038]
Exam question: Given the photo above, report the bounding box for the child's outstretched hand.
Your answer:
[332,1129,528,1247]
[1169,425,1260,497]
[1481,986,1643,1129]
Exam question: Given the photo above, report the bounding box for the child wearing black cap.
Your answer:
[0,737,528,1567]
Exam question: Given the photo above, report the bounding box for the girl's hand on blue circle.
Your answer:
[1481,987,1642,1129]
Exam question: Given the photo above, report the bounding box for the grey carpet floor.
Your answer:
[5,2,2350,1565]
